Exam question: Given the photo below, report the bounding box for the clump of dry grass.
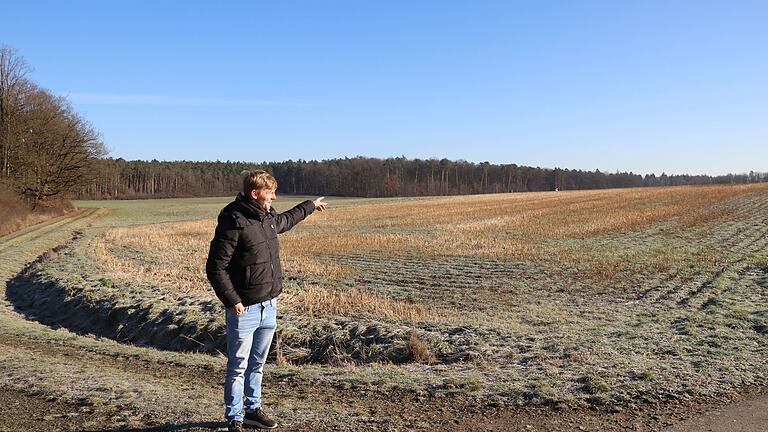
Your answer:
[406,330,437,364]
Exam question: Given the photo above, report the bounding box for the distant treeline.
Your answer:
[75,157,767,199]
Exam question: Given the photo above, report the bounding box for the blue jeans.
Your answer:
[224,299,277,422]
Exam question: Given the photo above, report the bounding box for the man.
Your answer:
[206,169,326,431]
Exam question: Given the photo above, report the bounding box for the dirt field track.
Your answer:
[1,185,767,431]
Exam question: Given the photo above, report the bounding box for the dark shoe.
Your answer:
[244,407,277,429]
[228,420,244,432]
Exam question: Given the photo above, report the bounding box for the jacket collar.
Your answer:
[235,192,273,221]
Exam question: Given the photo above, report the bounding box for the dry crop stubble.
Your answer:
[90,184,768,310]
[35,183,765,406]
[89,218,451,322]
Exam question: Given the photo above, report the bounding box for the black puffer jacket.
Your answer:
[206,193,315,307]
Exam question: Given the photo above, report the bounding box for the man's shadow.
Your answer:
[83,420,227,431]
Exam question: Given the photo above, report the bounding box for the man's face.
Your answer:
[251,187,276,210]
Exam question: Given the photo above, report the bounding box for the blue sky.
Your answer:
[2,1,766,175]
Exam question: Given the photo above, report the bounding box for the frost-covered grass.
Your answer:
[16,185,768,408]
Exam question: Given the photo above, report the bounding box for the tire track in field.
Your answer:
[0,208,105,279]
[0,208,99,250]
[0,212,76,243]
[0,208,105,287]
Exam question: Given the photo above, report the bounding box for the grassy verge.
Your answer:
[0,182,74,238]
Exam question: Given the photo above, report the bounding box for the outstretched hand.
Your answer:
[313,196,328,212]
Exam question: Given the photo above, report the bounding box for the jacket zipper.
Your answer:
[265,218,275,294]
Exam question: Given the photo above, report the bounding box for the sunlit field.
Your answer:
[22,184,768,407]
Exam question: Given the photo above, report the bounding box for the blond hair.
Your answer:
[241,169,277,194]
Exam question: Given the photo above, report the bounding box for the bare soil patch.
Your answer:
[0,387,85,432]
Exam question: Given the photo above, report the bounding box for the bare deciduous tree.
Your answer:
[0,45,32,177]
[1,45,106,208]
[13,87,106,207]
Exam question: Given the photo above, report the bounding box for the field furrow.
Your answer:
[632,191,768,310]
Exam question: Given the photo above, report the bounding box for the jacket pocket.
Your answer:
[246,261,273,285]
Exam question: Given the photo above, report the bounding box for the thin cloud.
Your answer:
[64,92,349,109]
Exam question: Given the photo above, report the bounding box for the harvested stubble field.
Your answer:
[4,184,768,430]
